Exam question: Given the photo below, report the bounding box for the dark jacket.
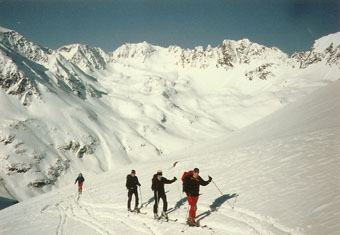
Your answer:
[126,174,141,191]
[75,176,85,184]
[183,174,210,197]
[151,174,176,193]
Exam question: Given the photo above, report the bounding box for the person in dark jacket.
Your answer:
[183,168,212,226]
[75,173,85,194]
[151,170,177,219]
[126,170,141,212]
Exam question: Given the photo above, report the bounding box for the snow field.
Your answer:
[0,80,339,235]
[0,157,294,235]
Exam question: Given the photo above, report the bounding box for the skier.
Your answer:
[74,173,85,194]
[151,170,177,219]
[126,170,141,212]
[183,168,212,226]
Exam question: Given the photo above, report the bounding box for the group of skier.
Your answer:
[125,168,212,226]
[74,168,212,226]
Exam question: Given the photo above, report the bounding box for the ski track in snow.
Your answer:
[49,193,293,235]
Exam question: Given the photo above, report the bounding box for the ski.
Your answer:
[184,221,214,230]
[157,217,178,222]
[128,209,147,215]
[134,210,147,215]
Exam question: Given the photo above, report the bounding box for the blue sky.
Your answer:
[0,0,339,55]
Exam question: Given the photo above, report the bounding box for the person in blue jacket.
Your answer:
[75,173,85,194]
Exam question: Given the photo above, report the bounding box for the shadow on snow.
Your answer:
[196,193,238,223]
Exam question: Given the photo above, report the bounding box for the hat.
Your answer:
[131,170,136,174]
[157,170,163,175]
[193,168,199,173]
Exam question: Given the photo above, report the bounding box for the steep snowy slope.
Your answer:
[0,76,338,235]
[0,25,339,201]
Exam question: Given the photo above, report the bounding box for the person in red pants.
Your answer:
[75,173,85,194]
[183,168,212,226]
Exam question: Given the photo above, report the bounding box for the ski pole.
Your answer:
[232,194,239,209]
[181,199,190,232]
[212,179,224,196]
[176,181,183,206]
[139,186,143,207]
[156,191,160,214]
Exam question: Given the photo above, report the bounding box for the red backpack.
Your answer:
[181,170,194,193]
[182,170,194,182]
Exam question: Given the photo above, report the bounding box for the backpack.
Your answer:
[181,170,194,192]
[151,174,157,190]
[181,170,194,182]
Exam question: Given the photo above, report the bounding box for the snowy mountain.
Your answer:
[57,44,108,70]
[0,25,339,203]
[0,78,338,235]
[292,32,340,69]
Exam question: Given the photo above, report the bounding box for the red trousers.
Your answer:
[187,195,199,219]
[78,182,83,192]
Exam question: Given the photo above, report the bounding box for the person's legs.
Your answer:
[127,190,133,210]
[133,190,139,210]
[78,182,83,194]
[153,191,158,214]
[158,193,168,218]
[161,194,167,212]
[187,195,199,222]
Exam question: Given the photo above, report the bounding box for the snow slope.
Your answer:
[0,78,338,235]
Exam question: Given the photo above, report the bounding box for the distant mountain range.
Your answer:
[0,25,339,200]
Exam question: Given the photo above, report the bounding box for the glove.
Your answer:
[173,177,177,181]
[208,176,212,182]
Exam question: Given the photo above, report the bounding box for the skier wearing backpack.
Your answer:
[183,168,212,226]
[126,170,141,212]
[151,170,177,219]
[75,173,85,194]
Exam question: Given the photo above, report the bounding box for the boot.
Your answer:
[187,217,198,227]
[161,211,168,219]
[154,213,159,219]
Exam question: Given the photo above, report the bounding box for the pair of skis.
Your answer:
[130,209,210,230]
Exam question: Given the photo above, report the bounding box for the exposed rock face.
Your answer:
[292,32,340,69]
[245,63,275,81]
[57,44,108,70]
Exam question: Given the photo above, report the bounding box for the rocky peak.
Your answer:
[292,32,340,69]
[57,44,108,70]
[0,28,51,65]
[0,29,106,106]
[0,46,41,106]
[110,41,157,62]
[176,38,288,70]
[0,26,13,33]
